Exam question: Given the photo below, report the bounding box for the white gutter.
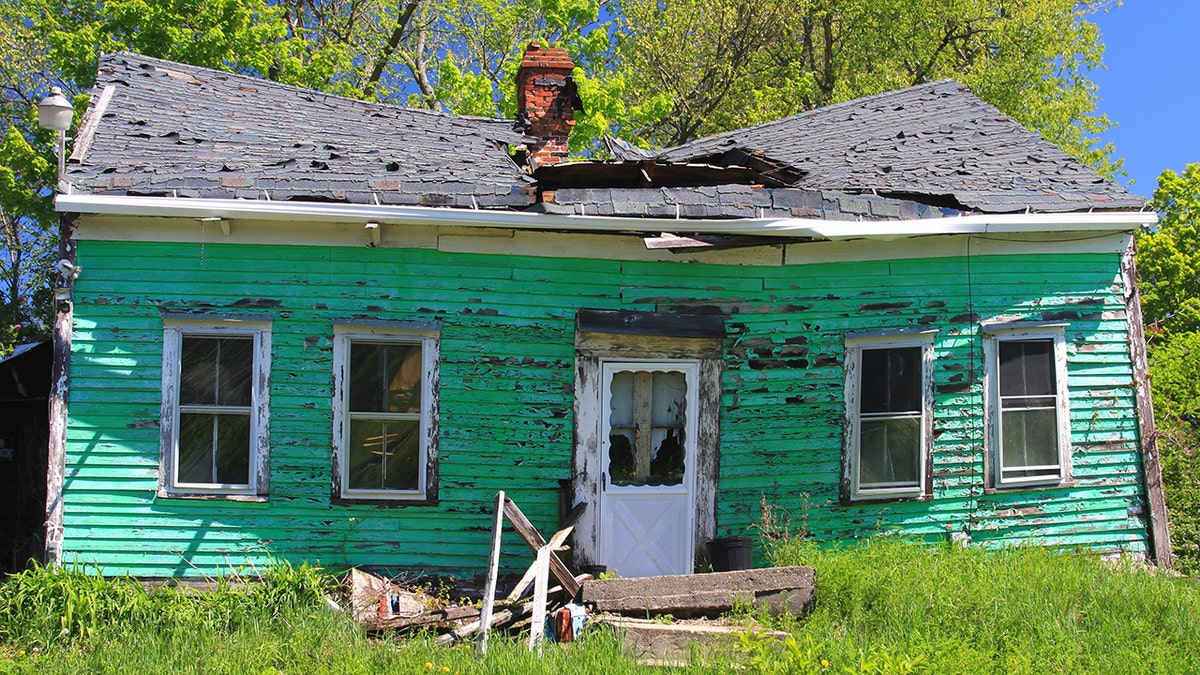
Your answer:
[55,194,1157,240]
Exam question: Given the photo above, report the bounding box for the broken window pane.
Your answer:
[607,369,687,487]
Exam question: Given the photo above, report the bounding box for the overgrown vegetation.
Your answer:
[2,543,1198,673]
[1138,162,1200,575]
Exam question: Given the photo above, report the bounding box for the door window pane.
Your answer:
[607,369,687,487]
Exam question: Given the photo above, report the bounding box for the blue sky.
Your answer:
[1091,1,1199,198]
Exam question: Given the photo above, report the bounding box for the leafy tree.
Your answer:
[614,0,1120,177]
[1140,165,1200,574]
[1,0,1126,353]
[1138,164,1200,341]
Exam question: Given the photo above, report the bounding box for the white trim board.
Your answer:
[73,214,1135,267]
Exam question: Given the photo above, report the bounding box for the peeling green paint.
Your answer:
[60,240,1151,576]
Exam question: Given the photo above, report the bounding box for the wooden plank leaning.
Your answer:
[475,490,506,657]
[528,544,550,654]
[502,496,581,597]
[506,526,573,603]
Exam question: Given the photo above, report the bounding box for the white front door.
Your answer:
[598,360,698,577]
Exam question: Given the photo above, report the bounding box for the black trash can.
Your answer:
[706,536,753,572]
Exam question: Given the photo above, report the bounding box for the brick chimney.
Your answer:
[516,43,580,167]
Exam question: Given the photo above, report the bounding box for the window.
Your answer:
[843,332,934,500]
[984,324,1071,487]
[160,318,271,497]
[332,324,438,501]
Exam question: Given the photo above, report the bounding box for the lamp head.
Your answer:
[37,87,74,132]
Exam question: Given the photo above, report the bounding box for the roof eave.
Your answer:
[55,193,1157,240]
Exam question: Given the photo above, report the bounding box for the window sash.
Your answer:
[161,322,269,497]
[987,331,1069,487]
[334,328,436,500]
[845,337,932,500]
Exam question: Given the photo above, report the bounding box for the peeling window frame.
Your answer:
[982,323,1072,490]
[842,331,935,502]
[159,317,272,500]
[331,324,439,504]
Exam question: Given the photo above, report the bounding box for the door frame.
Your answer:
[571,310,724,572]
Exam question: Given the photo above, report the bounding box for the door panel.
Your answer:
[599,360,697,577]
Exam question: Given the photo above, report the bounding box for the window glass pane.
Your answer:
[178,412,250,485]
[860,347,921,414]
[999,340,1054,397]
[859,417,921,487]
[608,372,634,427]
[348,418,420,491]
[1002,408,1058,470]
[349,342,423,414]
[180,336,252,406]
[178,413,215,484]
[650,372,686,427]
[217,339,253,406]
[648,371,686,486]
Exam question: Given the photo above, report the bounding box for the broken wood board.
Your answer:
[596,615,790,667]
[580,565,816,618]
[348,568,480,632]
[348,568,427,624]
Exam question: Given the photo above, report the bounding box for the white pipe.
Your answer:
[55,193,1157,240]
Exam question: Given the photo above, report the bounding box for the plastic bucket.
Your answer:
[706,537,753,572]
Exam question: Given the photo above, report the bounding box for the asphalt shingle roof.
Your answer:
[69,56,1143,216]
[68,52,535,208]
[655,80,1144,213]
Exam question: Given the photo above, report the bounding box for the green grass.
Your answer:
[0,542,1197,673]
[761,538,1200,674]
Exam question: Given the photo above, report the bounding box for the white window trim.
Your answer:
[843,332,935,501]
[159,317,272,498]
[332,324,438,501]
[983,324,1072,489]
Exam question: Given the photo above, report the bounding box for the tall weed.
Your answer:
[0,559,332,650]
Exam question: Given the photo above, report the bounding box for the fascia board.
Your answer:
[56,194,1157,240]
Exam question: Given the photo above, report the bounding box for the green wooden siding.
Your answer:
[61,238,1151,576]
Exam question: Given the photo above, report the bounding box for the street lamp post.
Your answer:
[36,87,73,191]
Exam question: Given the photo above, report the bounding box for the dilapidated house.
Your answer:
[44,45,1169,578]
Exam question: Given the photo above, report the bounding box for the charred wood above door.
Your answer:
[576,309,726,339]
